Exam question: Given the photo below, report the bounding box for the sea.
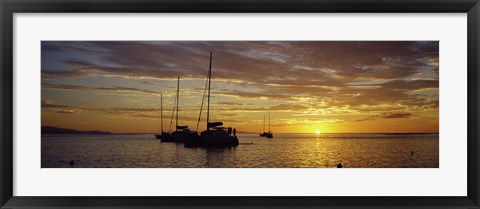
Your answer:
[41,133,439,168]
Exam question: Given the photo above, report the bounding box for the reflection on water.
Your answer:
[41,133,439,168]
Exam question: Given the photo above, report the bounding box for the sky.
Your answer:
[41,41,439,134]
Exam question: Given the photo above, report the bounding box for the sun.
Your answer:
[315,130,321,134]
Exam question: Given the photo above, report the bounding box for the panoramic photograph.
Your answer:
[41,41,439,168]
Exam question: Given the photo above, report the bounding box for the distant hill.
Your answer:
[42,126,112,134]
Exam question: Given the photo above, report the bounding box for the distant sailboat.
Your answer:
[184,52,239,147]
[265,111,273,138]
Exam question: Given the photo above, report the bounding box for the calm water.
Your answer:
[41,133,439,168]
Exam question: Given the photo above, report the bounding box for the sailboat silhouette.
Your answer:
[184,52,239,147]
[157,77,197,142]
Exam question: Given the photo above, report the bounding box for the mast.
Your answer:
[206,52,212,130]
[161,93,163,133]
[269,110,271,132]
[263,115,265,133]
[176,77,179,130]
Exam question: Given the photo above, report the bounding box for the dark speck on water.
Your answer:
[41,133,439,168]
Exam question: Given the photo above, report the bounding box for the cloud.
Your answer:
[42,102,242,126]
[42,84,163,96]
[217,101,248,106]
[353,112,412,122]
[55,109,79,114]
[42,99,80,114]
[42,69,94,79]
[269,104,308,111]
[41,99,68,108]
[42,101,161,118]
[381,112,411,119]
[42,41,438,83]
[41,41,439,128]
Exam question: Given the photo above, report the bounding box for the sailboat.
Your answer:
[159,77,196,143]
[170,77,197,142]
[184,52,239,147]
[154,94,171,140]
[259,115,268,137]
[265,111,273,138]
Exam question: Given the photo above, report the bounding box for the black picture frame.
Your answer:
[1,0,479,208]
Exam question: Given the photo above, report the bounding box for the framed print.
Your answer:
[1,0,479,208]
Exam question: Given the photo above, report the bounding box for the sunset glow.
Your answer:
[41,41,439,134]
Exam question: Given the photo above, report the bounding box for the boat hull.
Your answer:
[155,133,176,142]
[156,131,198,143]
[184,135,239,147]
[171,131,198,143]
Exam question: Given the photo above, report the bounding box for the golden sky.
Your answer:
[41,41,439,134]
